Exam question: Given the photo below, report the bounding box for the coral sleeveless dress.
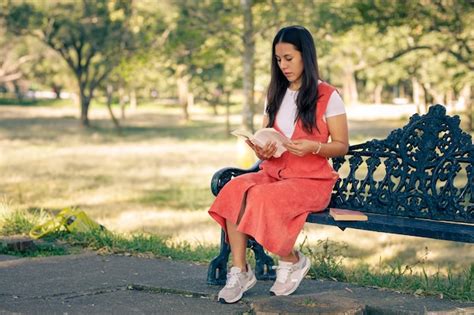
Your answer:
[208,82,339,256]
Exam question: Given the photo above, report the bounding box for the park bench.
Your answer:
[207,104,474,285]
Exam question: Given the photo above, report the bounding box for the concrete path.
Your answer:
[0,252,473,314]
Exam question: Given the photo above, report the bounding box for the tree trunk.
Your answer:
[13,81,23,100]
[446,88,454,113]
[177,64,190,122]
[412,78,421,112]
[78,75,91,126]
[425,84,444,105]
[241,0,255,132]
[225,91,231,136]
[399,83,405,98]
[342,70,358,105]
[374,84,383,104]
[421,83,431,113]
[106,84,121,130]
[52,84,62,99]
[350,74,358,105]
[80,94,90,127]
[129,88,137,111]
[187,92,194,109]
[119,86,126,120]
[460,83,472,132]
[211,102,218,115]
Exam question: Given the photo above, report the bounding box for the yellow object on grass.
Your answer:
[29,208,104,239]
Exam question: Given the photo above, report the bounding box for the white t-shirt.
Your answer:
[264,88,346,138]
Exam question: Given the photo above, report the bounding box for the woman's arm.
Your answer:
[317,114,349,157]
[284,113,349,158]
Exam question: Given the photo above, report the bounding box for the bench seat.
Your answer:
[307,211,474,243]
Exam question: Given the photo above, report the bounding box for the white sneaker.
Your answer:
[269,251,311,296]
[218,264,257,304]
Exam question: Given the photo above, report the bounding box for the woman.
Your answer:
[209,25,349,304]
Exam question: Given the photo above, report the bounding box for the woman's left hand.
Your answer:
[284,139,317,157]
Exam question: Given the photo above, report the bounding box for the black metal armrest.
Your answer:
[210,161,262,196]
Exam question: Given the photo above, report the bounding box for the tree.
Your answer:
[4,0,141,126]
[0,25,37,86]
[240,0,256,131]
[353,0,473,129]
[105,1,171,119]
[29,47,74,99]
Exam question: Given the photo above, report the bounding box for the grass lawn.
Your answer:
[0,100,472,300]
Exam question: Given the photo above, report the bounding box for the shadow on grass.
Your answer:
[0,241,69,257]
[0,98,69,107]
[0,115,233,143]
[136,186,213,211]
[105,121,232,141]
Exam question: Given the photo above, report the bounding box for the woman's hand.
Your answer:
[284,139,318,157]
[246,140,277,160]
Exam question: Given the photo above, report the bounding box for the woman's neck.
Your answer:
[289,78,323,91]
[289,80,301,91]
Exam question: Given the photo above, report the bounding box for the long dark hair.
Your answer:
[266,25,320,134]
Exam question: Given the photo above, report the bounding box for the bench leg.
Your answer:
[248,239,276,281]
[207,230,277,284]
[207,229,230,285]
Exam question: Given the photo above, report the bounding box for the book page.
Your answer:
[253,128,290,158]
[231,129,254,141]
[231,128,290,158]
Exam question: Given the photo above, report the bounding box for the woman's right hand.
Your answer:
[246,140,277,160]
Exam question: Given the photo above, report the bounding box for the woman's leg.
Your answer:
[219,219,256,304]
[225,189,251,271]
[226,219,248,271]
[278,250,298,264]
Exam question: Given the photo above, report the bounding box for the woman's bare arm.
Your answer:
[284,114,349,158]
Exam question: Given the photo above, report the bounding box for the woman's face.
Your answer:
[275,42,304,86]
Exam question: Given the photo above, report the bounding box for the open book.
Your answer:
[231,128,291,158]
[329,208,368,221]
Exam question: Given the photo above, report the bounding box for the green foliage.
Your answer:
[0,97,70,107]
[1,210,35,235]
[301,238,346,282]
[352,0,473,73]
[3,0,166,124]
[0,207,52,236]
[299,238,473,301]
[3,0,472,121]
[58,230,219,263]
[348,262,473,301]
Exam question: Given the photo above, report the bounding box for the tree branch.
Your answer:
[0,72,23,83]
[356,45,432,72]
[2,54,36,74]
[446,49,474,71]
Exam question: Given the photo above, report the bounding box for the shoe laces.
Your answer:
[225,270,242,288]
[272,264,293,283]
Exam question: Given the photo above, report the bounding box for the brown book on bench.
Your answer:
[329,208,368,221]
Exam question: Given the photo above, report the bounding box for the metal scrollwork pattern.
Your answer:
[329,105,473,223]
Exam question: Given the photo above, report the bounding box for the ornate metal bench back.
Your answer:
[329,105,473,223]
